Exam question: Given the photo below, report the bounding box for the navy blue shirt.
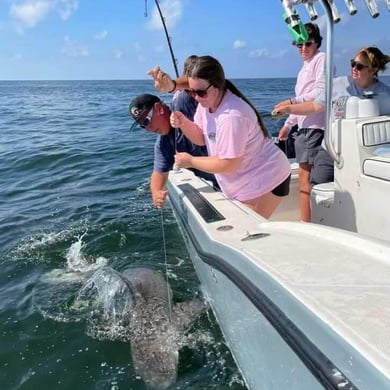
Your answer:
[153,91,219,188]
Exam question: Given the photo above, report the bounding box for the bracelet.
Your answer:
[167,80,176,93]
[289,98,293,104]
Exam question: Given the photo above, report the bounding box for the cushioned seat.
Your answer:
[362,120,390,146]
[363,158,390,181]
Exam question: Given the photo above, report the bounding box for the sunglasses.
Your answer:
[293,41,315,48]
[139,108,153,128]
[185,84,212,98]
[350,59,369,71]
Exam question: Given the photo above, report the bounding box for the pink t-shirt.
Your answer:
[194,90,291,201]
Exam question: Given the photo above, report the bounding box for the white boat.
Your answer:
[166,1,390,389]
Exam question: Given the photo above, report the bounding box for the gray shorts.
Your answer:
[294,128,324,165]
[310,147,334,186]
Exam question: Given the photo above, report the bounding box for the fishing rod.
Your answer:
[144,0,179,77]
[144,0,181,157]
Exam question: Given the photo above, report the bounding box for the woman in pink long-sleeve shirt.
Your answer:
[276,23,325,222]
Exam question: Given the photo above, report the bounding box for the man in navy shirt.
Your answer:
[129,93,218,208]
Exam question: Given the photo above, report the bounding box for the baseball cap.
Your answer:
[129,93,160,131]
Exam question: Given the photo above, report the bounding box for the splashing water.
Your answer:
[71,267,135,341]
[66,233,107,272]
[33,234,108,322]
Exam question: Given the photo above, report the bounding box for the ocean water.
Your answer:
[0,79,295,390]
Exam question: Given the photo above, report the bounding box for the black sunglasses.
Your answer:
[350,59,369,71]
[139,108,153,128]
[185,84,212,98]
[293,41,315,48]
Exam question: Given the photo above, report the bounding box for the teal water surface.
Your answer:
[0,79,297,390]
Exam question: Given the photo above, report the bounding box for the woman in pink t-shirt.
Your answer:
[170,55,291,218]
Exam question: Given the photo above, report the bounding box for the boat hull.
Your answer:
[167,168,390,390]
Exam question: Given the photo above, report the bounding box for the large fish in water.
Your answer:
[119,267,205,390]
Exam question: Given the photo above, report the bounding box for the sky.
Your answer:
[1,0,390,80]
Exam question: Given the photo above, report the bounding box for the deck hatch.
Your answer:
[177,183,225,223]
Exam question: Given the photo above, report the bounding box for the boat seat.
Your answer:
[361,120,390,147]
[363,157,390,181]
[360,121,390,181]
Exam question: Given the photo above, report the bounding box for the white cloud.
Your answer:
[113,49,123,60]
[56,0,78,20]
[62,35,89,57]
[94,30,108,40]
[248,48,269,58]
[146,0,182,30]
[248,48,287,59]
[10,0,52,28]
[233,40,246,49]
[9,0,78,28]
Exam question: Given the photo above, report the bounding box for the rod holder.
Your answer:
[328,0,341,22]
[281,0,308,43]
[364,0,380,17]
[343,0,358,15]
[281,0,299,27]
[305,1,318,20]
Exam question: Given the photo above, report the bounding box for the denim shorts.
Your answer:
[294,128,324,164]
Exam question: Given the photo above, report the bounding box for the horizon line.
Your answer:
[0,76,299,82]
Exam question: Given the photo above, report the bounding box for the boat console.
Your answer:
[312,115,390,241]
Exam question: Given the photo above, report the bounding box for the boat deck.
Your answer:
[241,221,390,380]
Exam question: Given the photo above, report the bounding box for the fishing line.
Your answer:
[160,206,173,320]
[144,0,179,318]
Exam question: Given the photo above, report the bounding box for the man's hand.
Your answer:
[146,66,175,93]
[152,189,168,209]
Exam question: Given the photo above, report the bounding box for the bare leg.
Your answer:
[243,192,283,219]
[298,162,312,222]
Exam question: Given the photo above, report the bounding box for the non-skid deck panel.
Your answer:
[240,221,390,373]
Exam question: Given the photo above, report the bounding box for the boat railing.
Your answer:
[280,0,390,168]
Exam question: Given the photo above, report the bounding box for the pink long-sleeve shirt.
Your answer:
[284,50,326,131]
